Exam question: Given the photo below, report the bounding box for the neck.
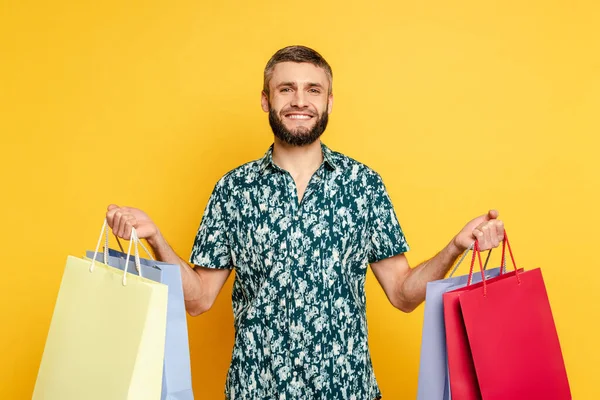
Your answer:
[272,138,323,177]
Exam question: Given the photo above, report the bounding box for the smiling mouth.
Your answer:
[284,113,314,120]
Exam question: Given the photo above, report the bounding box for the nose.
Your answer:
[290,90,307,108]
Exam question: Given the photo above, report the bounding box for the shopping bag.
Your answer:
[458,234,571,399]
[33,222,168,400]
[444,265,520,400]
[416,245,501,400]
[87,239,194,400]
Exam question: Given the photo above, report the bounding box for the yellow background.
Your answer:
[1,0,598,398]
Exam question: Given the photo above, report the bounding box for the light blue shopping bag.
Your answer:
[416,247,501,400]
[87,245,194,400]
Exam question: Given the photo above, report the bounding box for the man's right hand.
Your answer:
[106,204,159,241]
[105,205,232,316]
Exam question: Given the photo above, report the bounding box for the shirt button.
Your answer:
[293,371,297,377]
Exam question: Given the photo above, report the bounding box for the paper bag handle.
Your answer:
[499,230,518,278]
[114,235,154,261]
[467,230,521,296]
[101,224,154,263]
[97,219,156,274]
[448,243,493,279]
[89,220,144,286]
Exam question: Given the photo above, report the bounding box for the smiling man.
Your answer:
[107,45,504,400]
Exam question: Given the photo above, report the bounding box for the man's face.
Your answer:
[261,62,333,146]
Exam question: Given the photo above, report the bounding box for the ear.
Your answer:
[327,93,334,114]
[261,91,269,113]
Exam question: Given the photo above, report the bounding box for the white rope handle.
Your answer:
[105,227,143,276]
[89,220,143,286]
[103,222,110,264]
[89,220,108,273]
[122,227,143,285]
[115,235,154,261]
[139,240,154,261]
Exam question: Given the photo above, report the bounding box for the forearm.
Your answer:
[398,239,463,311]
[146,230,209,315]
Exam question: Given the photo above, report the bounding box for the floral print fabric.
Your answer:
[190,142,409,400]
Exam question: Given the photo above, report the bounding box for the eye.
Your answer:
[309,88,321,94]
[280,88,292,93]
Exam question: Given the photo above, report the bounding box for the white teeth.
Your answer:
[287,115,311,120]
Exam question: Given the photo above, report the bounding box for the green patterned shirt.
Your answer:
[190,142,409,400]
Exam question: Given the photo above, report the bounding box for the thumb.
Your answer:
[487,209,499,220]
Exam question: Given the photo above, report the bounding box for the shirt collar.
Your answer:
[258,142,337,174]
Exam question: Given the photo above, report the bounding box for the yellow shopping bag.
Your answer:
[33,222,168,400]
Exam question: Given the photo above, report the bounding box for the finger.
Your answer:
[116,211,130,239]
[473,227,484,245]
[107,204,119,212]
[489,221,500,248]
[488,209,499,220]
[475,217,489,231]
[117,214,128,239]
[118,214,133,240]
[111,210,122,236]
[480,225,492,250]
[106,208,117,229]
[122,216,135,240]
[483,224,493,250]
[495,220,505,242]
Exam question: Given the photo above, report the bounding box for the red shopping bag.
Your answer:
[459,233,571,399]
[443,248,521,400]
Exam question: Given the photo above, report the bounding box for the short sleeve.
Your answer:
[189,178,233,269]
[367,172,410,264]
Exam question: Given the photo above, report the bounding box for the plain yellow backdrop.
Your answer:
[1,0,598,398]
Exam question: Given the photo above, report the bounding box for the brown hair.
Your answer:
[263,45,333,95]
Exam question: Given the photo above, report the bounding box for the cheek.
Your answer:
[268,95,287,112]
[314,97,329,112]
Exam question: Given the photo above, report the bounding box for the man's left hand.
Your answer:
[453,209,505,252]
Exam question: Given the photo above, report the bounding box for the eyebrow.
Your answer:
[306,82,324,89]
[276,81,325,89]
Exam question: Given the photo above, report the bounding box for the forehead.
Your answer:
[269,62,329,87]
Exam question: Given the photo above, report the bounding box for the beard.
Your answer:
[268,106,329,147]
